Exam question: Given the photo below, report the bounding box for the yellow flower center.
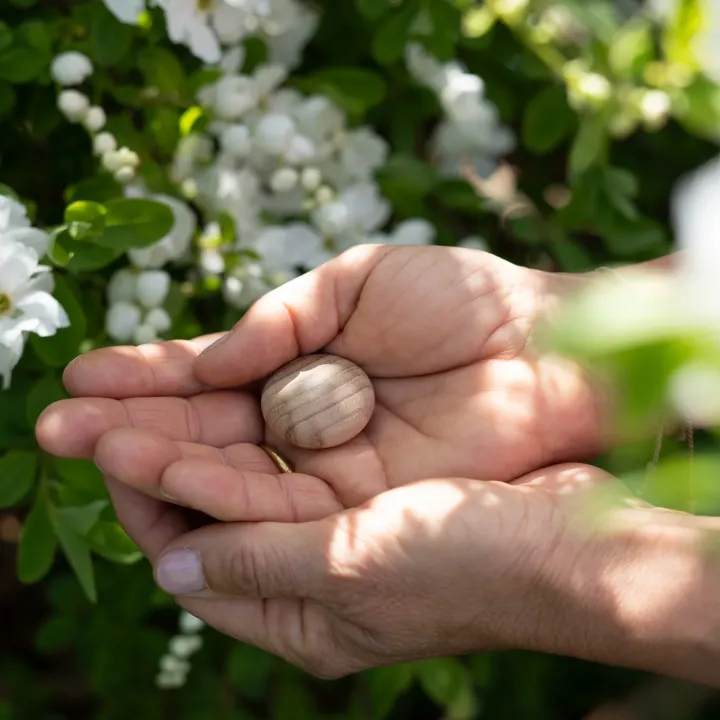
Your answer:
[197,0,214,10]
[0,293,12,316]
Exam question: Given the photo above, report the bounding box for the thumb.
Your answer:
[153,520,331,599]
[193,245,390,388]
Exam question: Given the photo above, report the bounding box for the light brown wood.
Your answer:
[261,354,375,450]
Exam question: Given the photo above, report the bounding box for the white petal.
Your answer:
[14,291,70,337]
[0,195,30,231]
[136,271,171,308]
[106,302,142,342]
[0,243,38,296]
[0,332,25,389]
[102,0,146,24]
[6,228,50,257]
[188,20,222,64]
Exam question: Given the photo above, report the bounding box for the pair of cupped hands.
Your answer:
[35,245,658,678]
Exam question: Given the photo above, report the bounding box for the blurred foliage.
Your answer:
[2,0,720,717]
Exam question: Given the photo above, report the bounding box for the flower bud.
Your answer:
[255,113,295,154]
[146,307,172,333]
[105,301,141,342]
[169,635,203,659]
[136,270,171,308]
[269,167,299,193]
[93,132,117,155]
[178,611,205,634]
[107,269,137,304]
[220,124,251,157]
[57,90,90,122]
[300,167,322,192]
[51,52,93,86]
[114,167,136,184]
[133,323,158,345]
[83,106,107,133]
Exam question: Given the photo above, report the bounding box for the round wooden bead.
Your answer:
[260,354,375,450]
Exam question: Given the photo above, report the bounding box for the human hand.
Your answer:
[98,460,720,686]
[37,245,605,520]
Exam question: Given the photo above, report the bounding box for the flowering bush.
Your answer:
[2,0,720,717]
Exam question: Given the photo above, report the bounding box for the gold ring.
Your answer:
[259,444,293,474]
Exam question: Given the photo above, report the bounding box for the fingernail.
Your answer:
[155,549,206,595]
[93,455,108,475]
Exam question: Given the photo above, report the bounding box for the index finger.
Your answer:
[193,245,389,389]
[63,333,223,398]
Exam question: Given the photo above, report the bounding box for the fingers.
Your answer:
[104,476,189,562]
[94,428,343,522]
[153,519,331,599]
[35,391,263,458]
[63,334,223,399]
[194,245,390,388]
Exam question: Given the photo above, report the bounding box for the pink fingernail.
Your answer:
[155,549,206,595]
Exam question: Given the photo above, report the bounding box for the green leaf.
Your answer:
[56,500,107,536]
[414,658,472,709]
[356,0,391,20]
[0,46,46,83]
[0,450,37,508]
[16,21,53,58]
[30,275,87,368]
[66,242,124,272]
[363,664,414,719]
[228,644,272,700]
[179,105,208,136]
[86,521,142,564]
[0,22,13,53]
[598,211,668,257]
[64,201,107,242]
[662,0,703,70]
[91,4,133,66]
[0,80,16,117]
[372,6,417,65]
[26,376,68,427]
[568,111,609,178]
[65,174,122,204]
[294,67,387,116]
[93,198,175,250]
[18,491,57,584]
[608,18,653,78]
[138,47,186,94]
[522,85,575,154]
[48,502,97,603]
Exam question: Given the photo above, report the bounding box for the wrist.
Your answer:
[537,504,720,686]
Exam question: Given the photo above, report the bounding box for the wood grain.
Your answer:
[261,354,375,449]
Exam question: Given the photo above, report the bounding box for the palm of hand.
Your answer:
[38,245,601,522]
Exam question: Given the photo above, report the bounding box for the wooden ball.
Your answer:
[261,354,375,450]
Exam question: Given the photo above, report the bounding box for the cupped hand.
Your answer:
[98,462,685,680]
[36,245,605,522]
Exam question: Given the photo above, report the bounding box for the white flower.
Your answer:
[223,262,268,308]
[50,52,93,86]
[83,106,107,133]
[311,182,391,246]
[339,128,388,182]
[0,196,50,257]
[269,167,299,193]
[220,124,252,157]
[102,0,146,24]
[253,222,330,278]
[57,90,90,122]
[0,242,70,388]
[459,235,489,252]
[199,247,226,275]
[169,634,203,659]
[102,147,139,173]
[389,219,435,245]
[300,166,322,191]
[128,194,196,269]
[146,307,172,333]
[255,113,295,154]
[213,75,259,119]
[153,0,222,64]
[284,134,316,165]
[106,301,141,342]
[178,611,205,634]
[136,270,171,308]
[107,269,138,304]
[159,654,191,675]
[93,132,117,155]
[133,323,158,345]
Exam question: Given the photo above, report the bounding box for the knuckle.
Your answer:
[226,541,266,596]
